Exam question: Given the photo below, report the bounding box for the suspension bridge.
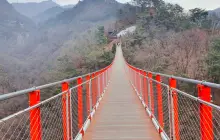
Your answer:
[0,43,220,140]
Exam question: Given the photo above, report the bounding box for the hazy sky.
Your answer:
[7,0,220,10]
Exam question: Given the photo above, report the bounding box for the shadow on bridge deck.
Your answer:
[83,46,161,140]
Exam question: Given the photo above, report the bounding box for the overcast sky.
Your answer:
[7,0,220,10]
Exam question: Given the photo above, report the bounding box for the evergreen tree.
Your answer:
[189,8,209,27]
[96,26,107,45]
[207,39,220,83]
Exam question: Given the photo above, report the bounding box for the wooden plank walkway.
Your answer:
[83,46,161,140]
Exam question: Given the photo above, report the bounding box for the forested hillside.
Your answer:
[118,1,220,139]
[34,6,64,23]
[121,0,219,81]
[119,0,220,104]
[0,0,120,118]
[0,0,122,93]
[12,0,58,18]
[1,0,220,139]
[0,0,34,49]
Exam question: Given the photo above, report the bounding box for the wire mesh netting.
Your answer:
[70,87,79,138]
[140,75,148,105]
[70,76,101,138]
[41,95,64,140]
[173,89,201,140]
[82,80,88,122]
[152,80,159,121]
[70,79,93,138]
[213,107,220,140]
[0,109,30,140]
[170,88,220,140]
[91,76,98,109]
[147,79,151,110]
[0,93,64,140]
[150,80,171,139]
[136,74,171,139]
[0,70,110,140]
[130,68,220,140]
[0,94,29,119]
[161,84,171,139]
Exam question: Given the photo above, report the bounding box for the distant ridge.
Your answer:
[34,6,64,23]
[0,0,34,53]
[12,0,59,18]
[46,0,123,26]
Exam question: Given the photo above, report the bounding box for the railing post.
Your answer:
[143,71,148,106]
[67,85,72,140]
[96,72,98,101]
[29,90,42,140]
[169,78,180,140]
[148,72,154,114]
[100,72,102,95]
[96,72,99,98]
[108,68,110,81]
[86,75,91,114]
[129,67,131,80]
[140,71,143,97]
[136,70,139,93]
[61,82,69,140]
[139,70,142,96]
[137,70,140,93]
[77,77,83,130]
[97,72,100,97]
[109,67,111,79]
[129,67,131,79]
[103,71,105,92]
[103,70,106,90]
[197,84,213,140]
[99,72,101,95]
[131,68,133,82]
[138,70,139,93]
[89,78,93,112]
[134,69,136,88]
[92,73,96,107]
[156,75,164,129]
[100,72,103,94]
[134,69,136,87]
[106,70,108,87]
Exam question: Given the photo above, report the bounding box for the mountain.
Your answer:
[23,0,123,58]
[0,0,35,89]
[33,6,64,23]
[0,0,34,52]
[0,0,31,23]
[46,0,123,28]
[2,0,123,62]
[209,8,220,17]
[213,8,220,13]
[62,4,75,9]
[0,0,124,92]
[12,0,59,18]
[12,0,123,72]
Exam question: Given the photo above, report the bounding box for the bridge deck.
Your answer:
[83,47,161,140]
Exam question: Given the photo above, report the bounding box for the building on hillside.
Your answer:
[105,28,117,42]
[149,7,156,17]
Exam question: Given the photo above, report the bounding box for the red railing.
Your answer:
[0,61,114,140]
[1,42,220,140]
[124,60,220,140]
